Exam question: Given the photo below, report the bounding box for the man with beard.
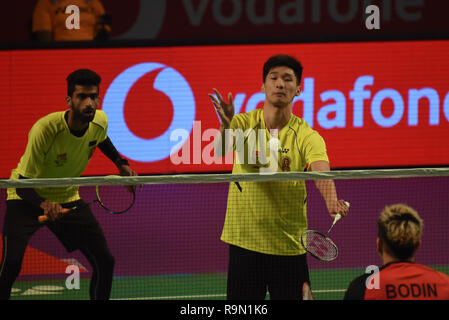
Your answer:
[0,69,137,300]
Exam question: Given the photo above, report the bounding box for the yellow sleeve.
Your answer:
[230,113,247,130]
[32,0,52,32]
[303,130,329,165]
[17,120,55,178]
[92,109,109,142]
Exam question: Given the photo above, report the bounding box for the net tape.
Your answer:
[1,168,449,188]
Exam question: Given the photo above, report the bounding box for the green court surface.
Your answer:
[10,266,449,300]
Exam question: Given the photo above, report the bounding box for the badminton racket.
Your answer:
[300,201,350,262]
[38,176,136,223]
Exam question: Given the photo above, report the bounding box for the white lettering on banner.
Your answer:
[409,88,440,126]
[181,0,424,27]
[168,79,448,165]
[189,83,446,133]
[350,76,373,127]
[235,76,447,129]
[103,62,448,164]
[371,89,404,127]
[345,76,448,129]
[317,90,347,129]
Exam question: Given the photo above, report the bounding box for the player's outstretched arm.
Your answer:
[310,160,349,219]
[98,137,138,193]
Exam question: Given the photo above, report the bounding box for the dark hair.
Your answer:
[263,54,303,85]
[66,69,101,97]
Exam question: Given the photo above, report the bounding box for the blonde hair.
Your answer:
[377,204,423,260]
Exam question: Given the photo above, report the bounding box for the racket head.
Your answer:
[300,230,338,262]
[95,182,136,215]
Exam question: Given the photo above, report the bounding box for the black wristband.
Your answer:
[99,137,124,166]
[116,158,129,166]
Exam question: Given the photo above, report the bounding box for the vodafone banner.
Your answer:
[0,40,448,178]
[2,1,449,43]
[108,0,449,41]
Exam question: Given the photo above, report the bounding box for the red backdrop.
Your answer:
[1,40,448,178]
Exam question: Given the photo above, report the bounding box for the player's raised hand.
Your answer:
[208,88,235,128]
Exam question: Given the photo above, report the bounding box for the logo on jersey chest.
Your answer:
[249,149,292,171]
[55,153,67,167]
[281,156,291,171]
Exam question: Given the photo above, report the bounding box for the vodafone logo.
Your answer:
[103,63,195,162]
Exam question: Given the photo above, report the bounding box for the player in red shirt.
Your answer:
[344,204,449,300]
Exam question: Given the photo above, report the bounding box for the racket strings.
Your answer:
[302,231,338,261]
[96,184,136,214]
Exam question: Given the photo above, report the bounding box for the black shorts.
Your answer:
[227,245,311,300]
[3,200,107,252]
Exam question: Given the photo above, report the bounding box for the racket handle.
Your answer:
[334,213,342,223]
[333,201,350,222]
[38,208,71,223]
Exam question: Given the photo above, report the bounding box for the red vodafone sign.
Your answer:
[0,40,448,178]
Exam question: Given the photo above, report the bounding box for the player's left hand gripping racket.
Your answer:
[300,201,349,262]
[38,177,136,223]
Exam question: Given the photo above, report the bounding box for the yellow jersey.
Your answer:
[7,110,108,203]
[221,109,329,255]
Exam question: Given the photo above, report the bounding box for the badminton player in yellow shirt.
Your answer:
[0,69,137,300]
[209,54,349,300]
